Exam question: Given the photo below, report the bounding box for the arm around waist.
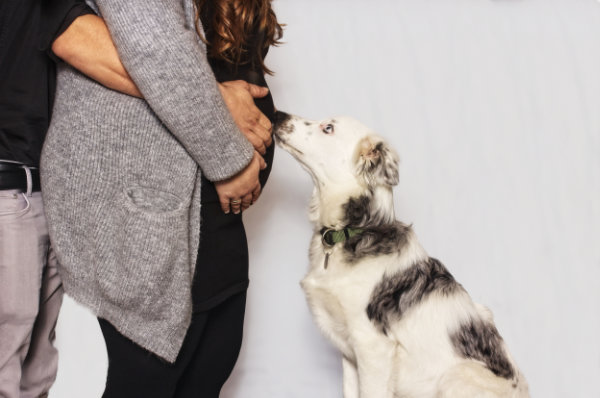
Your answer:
[94,0,253,181]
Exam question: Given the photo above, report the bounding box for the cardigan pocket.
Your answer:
[96,186,189,319]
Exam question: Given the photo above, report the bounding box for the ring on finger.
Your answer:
[231,199,241,204]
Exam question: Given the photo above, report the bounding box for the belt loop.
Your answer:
[21,165,33,197]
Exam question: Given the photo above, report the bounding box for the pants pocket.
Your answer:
[0,191,31,217]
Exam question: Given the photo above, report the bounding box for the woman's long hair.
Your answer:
[194,0,283,74]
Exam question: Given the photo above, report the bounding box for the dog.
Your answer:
[273,112,530,398]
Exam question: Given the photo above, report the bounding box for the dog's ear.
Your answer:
[355,136,399,187]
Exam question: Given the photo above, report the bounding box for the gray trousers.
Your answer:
[0,189,63,398]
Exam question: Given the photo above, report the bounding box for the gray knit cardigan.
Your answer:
[40,0,255,363]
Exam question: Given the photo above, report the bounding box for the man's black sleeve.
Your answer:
[39,0,95,61]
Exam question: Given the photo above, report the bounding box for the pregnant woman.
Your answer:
[41,0,282,396]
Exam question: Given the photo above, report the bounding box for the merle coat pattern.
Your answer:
[274,112,529,398]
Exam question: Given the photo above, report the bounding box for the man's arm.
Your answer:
[52,15,273,155]
[40,0,141,97]
[52,14,141,98]
[41,0,275,210]
[93,0,255,182]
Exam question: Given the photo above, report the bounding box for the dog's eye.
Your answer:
[322,124,334,134]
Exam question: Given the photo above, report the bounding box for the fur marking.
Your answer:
[341,195,412,261]
[343,195,372,226]
[344,222,411,261]
[366,258,462,333]
[452,318,516,379]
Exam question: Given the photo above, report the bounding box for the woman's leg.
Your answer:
[174,292,247,398]
[98,313,209,398]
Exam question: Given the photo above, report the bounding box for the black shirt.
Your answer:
[0,0,92,167]
[192,3,276,310]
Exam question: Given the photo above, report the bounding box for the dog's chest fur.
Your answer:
[301,236,381,360]
[300,230,428,360]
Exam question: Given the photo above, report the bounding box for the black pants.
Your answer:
[98,292,247,398]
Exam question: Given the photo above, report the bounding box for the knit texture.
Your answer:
[40,0,254,363]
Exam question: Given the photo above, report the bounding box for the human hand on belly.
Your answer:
[218,80,273,155]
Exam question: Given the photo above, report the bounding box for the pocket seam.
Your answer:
[0,193,31,217]
[121,185,186,219]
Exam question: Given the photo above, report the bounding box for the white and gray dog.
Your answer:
[273,112,530,398]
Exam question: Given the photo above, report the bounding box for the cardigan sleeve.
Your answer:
[93,0,254,181]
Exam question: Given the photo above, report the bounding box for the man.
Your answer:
[0,1,140,396]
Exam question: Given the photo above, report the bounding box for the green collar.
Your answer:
[320,227,364,247]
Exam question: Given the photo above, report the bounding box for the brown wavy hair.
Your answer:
[194,0,284,75]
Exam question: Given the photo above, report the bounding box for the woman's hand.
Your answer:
[215,151,267,214]
[218,80,273,155]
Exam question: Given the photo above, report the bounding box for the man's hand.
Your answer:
[215,151,267,214]
[218,80,273,155]
[52,14,142,98]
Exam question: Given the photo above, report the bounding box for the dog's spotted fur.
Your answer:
[274,112,529,398]
[367,257,463,334]
[339,194,412,262]
[452,318,517,380]
[343,221,411,262]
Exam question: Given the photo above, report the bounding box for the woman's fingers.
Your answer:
[219,197,231,214]
[218,191,257,215]
[230,198,242,214]
[241,193,253,210]
[214,151,263,214]
[246,111,272,149]
[244,129,267,155]
[251,183,261,205]
[247,83,269,99]
[253,113,273,147]
[218,80,273,152]
[256,152,267,170]
[257,111,272,132]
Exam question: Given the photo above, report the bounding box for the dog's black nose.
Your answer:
[273,111,291,128]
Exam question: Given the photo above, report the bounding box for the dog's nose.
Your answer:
[273,111,291,127]
[273,111,293,137]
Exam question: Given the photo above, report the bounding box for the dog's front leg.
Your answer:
[355,340,396,398]
[342,356,359,398]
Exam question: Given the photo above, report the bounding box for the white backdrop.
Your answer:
[51,1,600,397]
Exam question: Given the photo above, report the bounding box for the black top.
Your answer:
[198,1,276,198]
[192,3,276,311]
[0,0,93,167]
